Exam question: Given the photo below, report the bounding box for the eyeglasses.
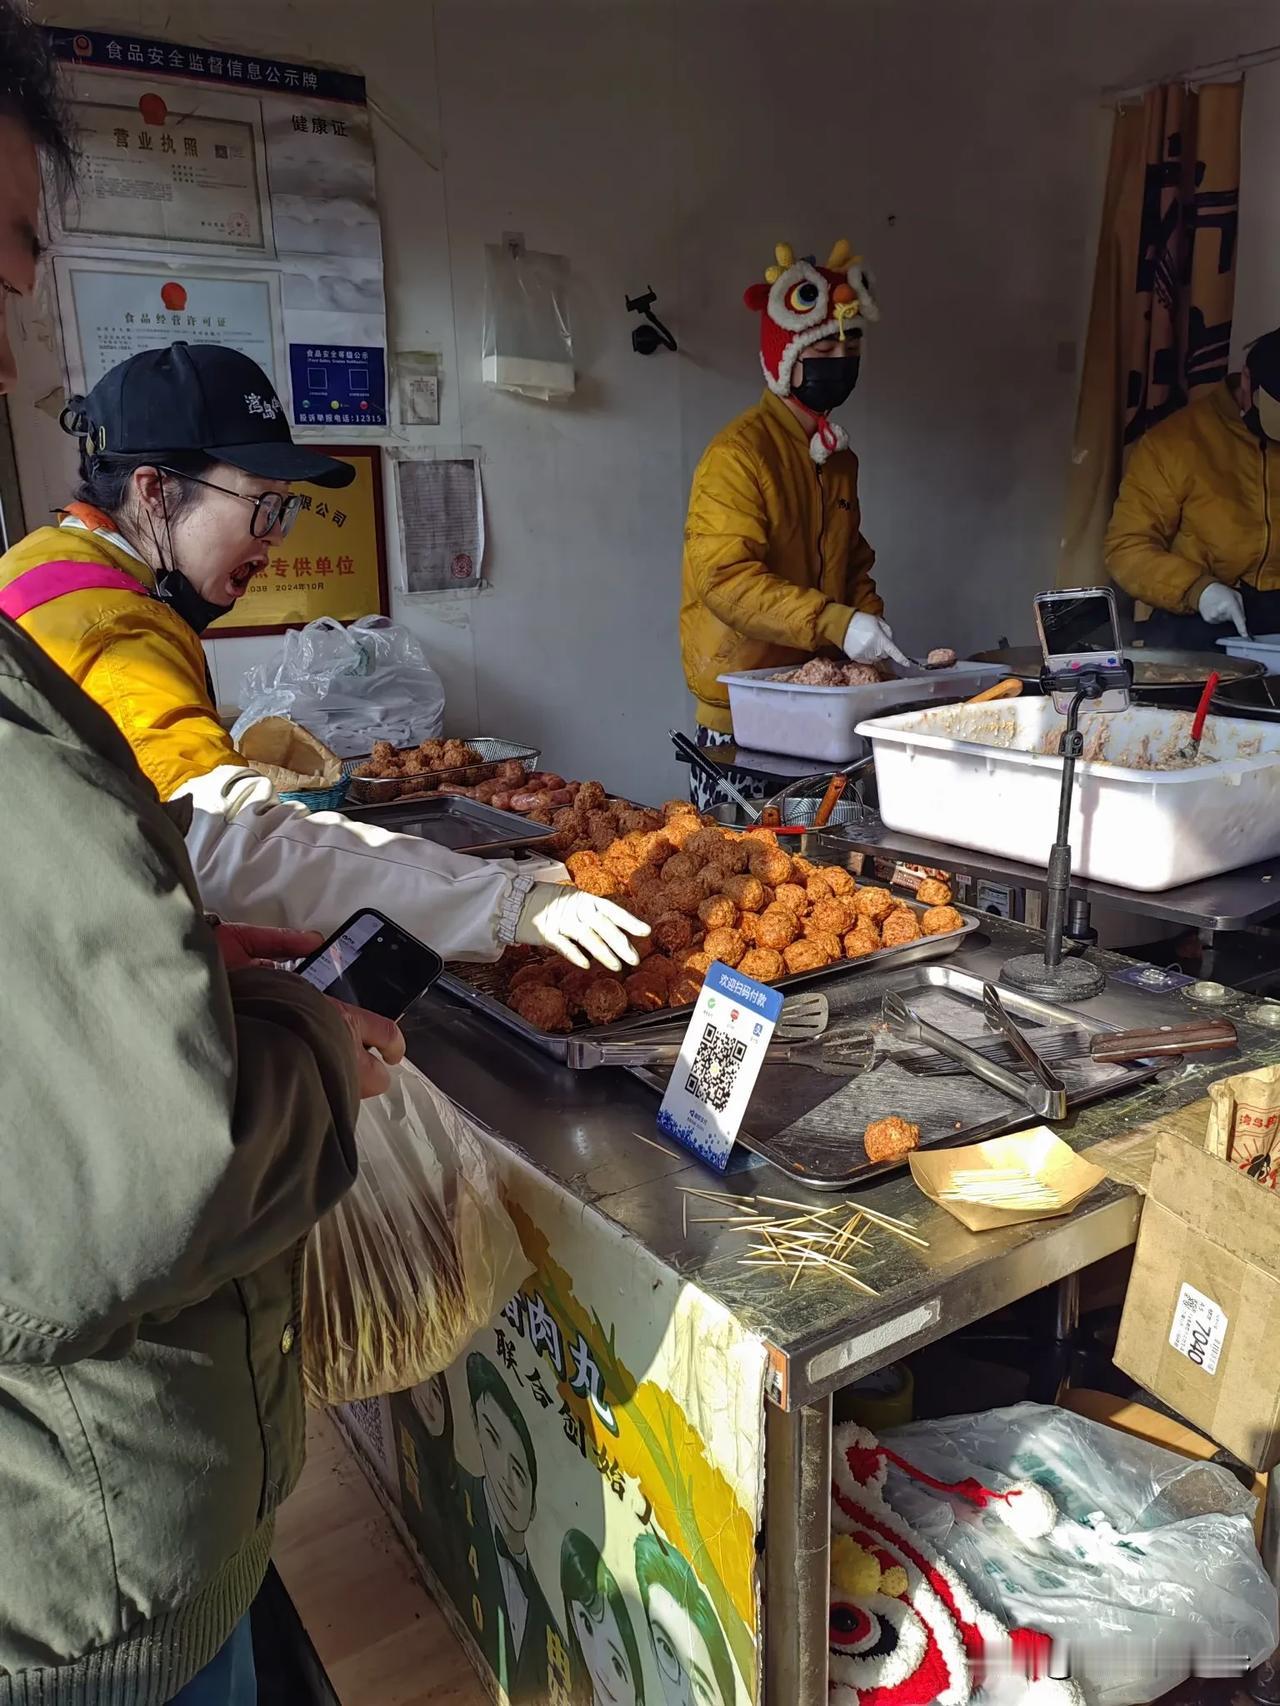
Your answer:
[158,467,303,539]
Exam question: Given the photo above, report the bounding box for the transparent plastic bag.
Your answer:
[883,1403,1278,1705]
[301,1062,530,1407]
[481,243,574,399]
[232,615,445,758]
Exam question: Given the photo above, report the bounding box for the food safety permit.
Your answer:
[656,961,783,1170]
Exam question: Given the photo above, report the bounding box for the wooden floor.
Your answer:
[274,1410,487,1706]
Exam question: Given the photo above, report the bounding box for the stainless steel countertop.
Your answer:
[402,915,1279,1409]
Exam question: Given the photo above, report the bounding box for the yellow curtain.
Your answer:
[1059,81,1242,590]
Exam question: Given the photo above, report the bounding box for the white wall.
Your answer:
[1233,56,1280,363]
[14,0,1280,803]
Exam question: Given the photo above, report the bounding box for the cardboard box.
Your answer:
[1116,1129,1280,1471]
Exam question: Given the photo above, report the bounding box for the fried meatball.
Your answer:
[720,873,767,913]
[772,882,809,917]
[668,971,705,1007]
[651,914,696,956]
[749,846,795,887]
[756,906,801,952]
[662,798,699,822]
[853,885,896,923]
[739,947,786,982]
[511,986,572,1033]
[863,1116,921,1164]
[703,927,747,967]
[926,647,957,669]
[574,863,623,900]
[711,835,750,874]
[743,826,779,849]
[843,919,883,959]
[805,872,836,903]
[806,897,852,937]
[694,866,726,901]
[783,937,835,974]
[566,850,603,884]
[370,740,396,764]
[914,877,953,906]
[739,912,761,946]
[632,830,673,869]
[508,960,560,994]
[604,846,642,884]
[881,907,923,947]
[922,904,965,937]
[661,852,698,887]
[590,819,620,854]
[823,866,856,897]
[698,894,739,931]
[663,812,701,849]
[583,978,628,1026]
[662,880,703,918]
[625,961,672,1013]
[558,967,596,1015]
[680,949,714,979]
[577,781,608,812]
[682,827,726,864]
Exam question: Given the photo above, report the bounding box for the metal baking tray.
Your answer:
[646,963,1154,1190]
[341,793,558,855]
[439,898,982,1063]
[344,737,541,805]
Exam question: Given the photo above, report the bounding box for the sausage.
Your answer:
[529,772,565,791]
[546,787,575,806]
[473,781,500,803]
[490,791,515,811]
[510,791,545,813]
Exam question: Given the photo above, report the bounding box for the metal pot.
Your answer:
[969,646,1263,708]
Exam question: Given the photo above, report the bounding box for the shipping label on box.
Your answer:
[1116,1131,1280,1471]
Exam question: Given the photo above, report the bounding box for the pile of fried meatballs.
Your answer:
[498,798,964,1033]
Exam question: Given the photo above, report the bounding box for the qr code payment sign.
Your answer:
[686,1022,748,1112]
[657,961,784,1169]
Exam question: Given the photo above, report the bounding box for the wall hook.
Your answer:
[626,288,678,355]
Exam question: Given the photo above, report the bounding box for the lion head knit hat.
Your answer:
[743,238,879,464]
[829,1423,1082,1706]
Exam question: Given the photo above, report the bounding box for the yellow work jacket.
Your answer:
[1105,380,1280,614]
[680,391,883,732]
[0,515,235,800]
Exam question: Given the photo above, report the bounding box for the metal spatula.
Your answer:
[895,1017,1237,1076]
[567,1031,876,1073]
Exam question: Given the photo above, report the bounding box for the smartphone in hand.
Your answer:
[296,909,443,1022]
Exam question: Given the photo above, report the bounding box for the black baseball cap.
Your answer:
[1246,330,1280,440]
[69,342,355,489]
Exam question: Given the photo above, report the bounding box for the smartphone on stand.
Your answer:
[1033,586,1130,713]
[295,909,443,1022]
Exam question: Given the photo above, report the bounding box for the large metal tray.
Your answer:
[341,793,558,855]
[344,736,541,805]
[650,963,1155,1190]
[439,899,982,1063]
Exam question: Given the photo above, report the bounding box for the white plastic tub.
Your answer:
[1217,633,1280,671]
[717,662,1009,764]
[856,699,1280,891]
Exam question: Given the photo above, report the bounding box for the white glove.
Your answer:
[517,883,650,972]
[1198,582,1249,638]
[843,612,912,668]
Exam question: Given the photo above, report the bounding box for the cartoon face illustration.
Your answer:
[475,1392,535,1536]
[411,1372,449,1438]
[646,1584,722,1706]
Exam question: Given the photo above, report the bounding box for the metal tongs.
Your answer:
[882,982,1068,1120]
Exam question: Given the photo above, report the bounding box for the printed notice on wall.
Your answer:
[42,27,389,433]
[1169,1281,1228,1376]
[396,455,484,592]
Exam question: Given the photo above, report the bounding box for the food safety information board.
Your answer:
[44,27,388,429]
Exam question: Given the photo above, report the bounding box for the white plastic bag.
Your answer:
[301,1063,530,1407]
[883,1403,1278,1705]
[232,615,445,758]
[481,242,574,399]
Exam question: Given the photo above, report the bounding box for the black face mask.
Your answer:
[155,567,232,637]
[792,354,861,416]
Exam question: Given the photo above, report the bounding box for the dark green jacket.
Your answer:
[0,614,360,1705]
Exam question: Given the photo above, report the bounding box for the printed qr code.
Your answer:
[686,1021,748,1112]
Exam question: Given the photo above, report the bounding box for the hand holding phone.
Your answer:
[330,1000,406,1099]
[295,909,443,1022]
